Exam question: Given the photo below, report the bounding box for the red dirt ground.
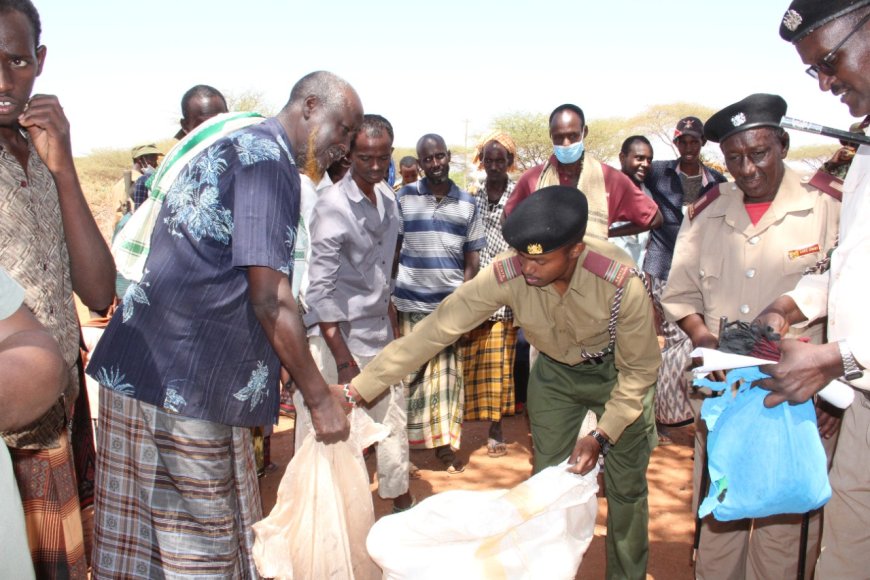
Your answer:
[260,414,697,580]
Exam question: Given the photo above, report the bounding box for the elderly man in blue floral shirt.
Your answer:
[87,71,361,578]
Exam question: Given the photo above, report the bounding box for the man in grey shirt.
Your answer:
[302,114,413,512]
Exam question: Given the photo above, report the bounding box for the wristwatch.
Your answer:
[838,340,864,382]
[588,429,611,456]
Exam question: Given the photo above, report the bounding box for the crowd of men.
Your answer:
[2,0,870,578]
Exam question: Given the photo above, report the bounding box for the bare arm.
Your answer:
[608,210,663,238]
[19,95,115,310]
[319,322,360,385]
[0,305,66,431]
[463,250,480,281]
[247,266,348,442]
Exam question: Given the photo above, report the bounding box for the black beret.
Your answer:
[502,186,588,255]
[704,94,788,144]
[780,0,870,42]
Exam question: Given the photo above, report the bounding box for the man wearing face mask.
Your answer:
[503,103,661,243]
[86,71,358,577]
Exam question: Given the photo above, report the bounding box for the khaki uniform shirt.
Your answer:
[662,167,840,343]
[353,238,661,442]
[0,139,79,448]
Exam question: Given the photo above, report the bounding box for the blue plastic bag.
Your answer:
[695,366,831,521]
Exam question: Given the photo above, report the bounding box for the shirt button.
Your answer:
[746,269,756,278]
[748,236,760,245]
[19,180,26,187]
[42,263,48,271]
[740,304,750,315]
[699,269,705,277]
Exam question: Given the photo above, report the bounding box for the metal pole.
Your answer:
[692,317,727,564]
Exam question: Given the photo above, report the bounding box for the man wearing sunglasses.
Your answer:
[751,1,870,576]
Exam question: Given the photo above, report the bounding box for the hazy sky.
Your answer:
[32,0,857,156]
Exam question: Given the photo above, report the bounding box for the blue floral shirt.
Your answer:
[87,118,299,427]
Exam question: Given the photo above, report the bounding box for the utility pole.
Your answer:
[463,118,469,189]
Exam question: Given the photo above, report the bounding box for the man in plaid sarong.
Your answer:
[87,72,359,578]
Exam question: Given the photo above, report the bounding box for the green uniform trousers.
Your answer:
[527,352,656,580]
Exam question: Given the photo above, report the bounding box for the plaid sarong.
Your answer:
[401,311,464,450]
[462,320,517,422]
[10,431,87,579]
[93,388,262,579]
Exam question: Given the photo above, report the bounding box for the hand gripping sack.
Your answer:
[696,366,831,521]
[252,409,389,580]
[366,412,601,580]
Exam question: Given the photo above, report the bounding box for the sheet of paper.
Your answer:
[689,347,777,373]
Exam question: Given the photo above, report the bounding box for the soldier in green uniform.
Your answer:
[342,185,661,580]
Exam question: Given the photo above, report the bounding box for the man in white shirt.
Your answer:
[756,2,870,576]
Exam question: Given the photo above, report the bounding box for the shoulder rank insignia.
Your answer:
[493,255,523,284]
[807,170,843,201]
[686,184,722,220]
[582,251,631,288]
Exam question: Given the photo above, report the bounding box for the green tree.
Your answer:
[585,116,631,163]
[489,111,551,171]
[225,89,278,117]
[627,102,718,157]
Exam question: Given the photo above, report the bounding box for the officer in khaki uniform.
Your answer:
[343,186,660,580]
[661,94,841,580]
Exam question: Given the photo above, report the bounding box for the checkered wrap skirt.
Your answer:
[10,430,88,579]
[92,387,262,579]
[401,311,465,450]
[462,320,517,422]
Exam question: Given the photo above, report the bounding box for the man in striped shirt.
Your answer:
[394,133,485,472]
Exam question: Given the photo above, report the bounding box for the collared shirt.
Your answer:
[787,143,870,391]
[393,178,485,313]
[475,179,515,321]
[643,159,727,280]
[662,167,839,342]
[353,238,660,442]
[0,137,79,448]
[88,118,300,428]
[304,172,402,356]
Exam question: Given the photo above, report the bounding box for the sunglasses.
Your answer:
[806,11,870,79]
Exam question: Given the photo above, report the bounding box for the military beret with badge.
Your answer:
[704,93,788,144]
[502,185,589,255]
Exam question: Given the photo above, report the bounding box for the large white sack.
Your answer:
[366,461,599,579]
[253,409,389,580]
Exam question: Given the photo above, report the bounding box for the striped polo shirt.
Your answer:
[394,178,485,312]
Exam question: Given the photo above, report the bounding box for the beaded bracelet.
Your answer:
[342,383,358,407]
[336,360,359,372]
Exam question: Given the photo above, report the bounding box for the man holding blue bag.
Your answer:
[662,93,841,579]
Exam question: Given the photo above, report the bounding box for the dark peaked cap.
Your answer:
[704,94,788,144]
[502,186,588,255]
[780,0,870,42]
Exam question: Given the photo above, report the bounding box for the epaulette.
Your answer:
[806,170,843,201]
[493,255,523,284]
[686,184,722,220]
[582,251,631,288]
